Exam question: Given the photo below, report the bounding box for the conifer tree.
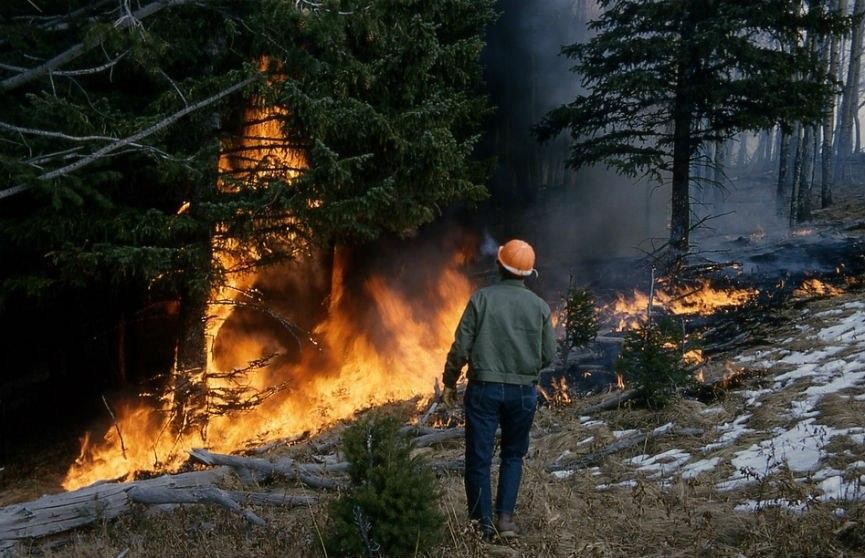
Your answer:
[0,0,493,421]
[325,413,443,557]
[536,0,842,252]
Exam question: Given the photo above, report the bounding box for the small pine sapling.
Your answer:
[558,280,599,361]
[325,413,443,557]
[616,318,695,409]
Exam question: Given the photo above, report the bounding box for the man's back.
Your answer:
[444,277,555,387]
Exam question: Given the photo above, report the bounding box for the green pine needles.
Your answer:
[325,413,443,557]
[617,318,695,409]
[558,282,599,359]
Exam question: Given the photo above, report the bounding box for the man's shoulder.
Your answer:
[475,282,550,311]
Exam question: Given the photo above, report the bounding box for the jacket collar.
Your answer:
[500,278,526,287]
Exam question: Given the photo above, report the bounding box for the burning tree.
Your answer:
[0,0,494,486]
[536,0,842,252]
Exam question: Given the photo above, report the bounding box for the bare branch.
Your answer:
[0,0,192,92]
[0,51,127,77]
[0,77,255,201]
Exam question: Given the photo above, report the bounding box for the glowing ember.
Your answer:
[794,278,844,299]
[693,369,705,383]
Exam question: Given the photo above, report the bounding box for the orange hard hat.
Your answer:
[497,239,535,276]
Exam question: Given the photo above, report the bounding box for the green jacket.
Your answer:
[443,278,555,387]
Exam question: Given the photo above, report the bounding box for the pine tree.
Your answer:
[536,0,843,252]
[325,413,444,557]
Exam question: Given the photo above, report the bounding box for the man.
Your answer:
[442,238,555,540]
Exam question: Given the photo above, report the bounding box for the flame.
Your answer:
[550,377,572,406]
[693,369,705,383]
[63,56,474,490]
[64,250,473,489]
[683,349,704,366]
[794,278,844,298]
[604,280,757,331]
[615,373,625,390]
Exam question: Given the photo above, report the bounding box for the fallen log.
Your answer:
[127,486,265,526]
[0,467,232,552]
[188,448,348,489]
[578,389,637,415]
[411,428,464,448]
[227,490,317,508]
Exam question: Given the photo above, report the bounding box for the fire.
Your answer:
[64,250,473,489]
[794,278,844,298]
[615,373,625,390]
[683,349,705,366]
[62,57,474,490]
[604,280,757,331]
[550,377,572,406]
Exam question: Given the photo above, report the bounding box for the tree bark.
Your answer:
[797,125,815,221]
[790,125,806,225]
[669,9,698,253]
[713,140,727,204]
[777,126,792,215]
[835,0,865,180]
[0,468,232,551]
[822,0,846,208]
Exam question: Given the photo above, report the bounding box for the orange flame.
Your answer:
[793,278,844,299]
[63,250,473,489]
[604,280,757,331]
[615,373,625,390]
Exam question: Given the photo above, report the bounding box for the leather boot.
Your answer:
[496,513,518,538]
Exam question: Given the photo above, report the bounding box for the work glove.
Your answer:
[441,386,457,408]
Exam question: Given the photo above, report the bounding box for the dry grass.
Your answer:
[12,401,865,558]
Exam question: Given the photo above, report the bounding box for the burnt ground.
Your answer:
[4,190,865,557]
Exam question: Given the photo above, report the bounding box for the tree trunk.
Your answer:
[797,125,815,221]
[790,125,807,225]
[835,0,865,180]
[668,5,700,253]
[736,133,749,168]
[822,0,846,208]
[777,127,792,215]
[171,291,208,435]
[713,140,727,204]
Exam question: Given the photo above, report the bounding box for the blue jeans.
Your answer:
[464,380,537,527]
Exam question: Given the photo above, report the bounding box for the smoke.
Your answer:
[480,0,668,296]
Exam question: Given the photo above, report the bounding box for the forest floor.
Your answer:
[7,193,865,557]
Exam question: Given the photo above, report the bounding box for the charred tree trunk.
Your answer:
[835,0,865,181]
[713,140,727,204]
[790,125,807,225]
[668,5,700,253]
[777,126,792,215]
[797,125,815,221]
[822,0,846,208]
